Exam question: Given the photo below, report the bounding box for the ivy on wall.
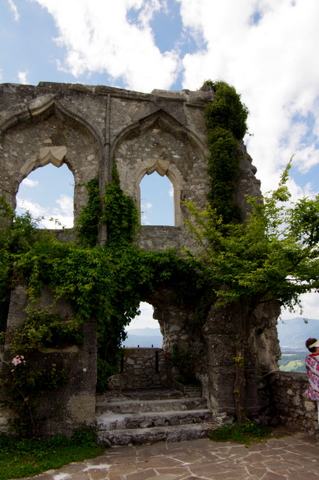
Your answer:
[76,178,101,247]
[203,80,248,224]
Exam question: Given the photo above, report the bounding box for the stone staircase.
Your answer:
[96,387,213,445]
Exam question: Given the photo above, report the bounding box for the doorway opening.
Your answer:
[123,302,163,348]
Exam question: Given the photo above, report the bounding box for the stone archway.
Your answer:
[0,97,102,224]
[113,109,207,228]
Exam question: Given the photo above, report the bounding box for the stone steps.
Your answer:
[98,423,212,446]
[96,386,185,402]
[96,408,211,430]
[96,396,207,414]
[96,387,213,445]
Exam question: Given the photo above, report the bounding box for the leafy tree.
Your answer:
[185,161,319,312]
[184,161,319,422]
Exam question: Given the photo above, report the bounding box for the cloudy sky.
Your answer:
[1,0,319,323]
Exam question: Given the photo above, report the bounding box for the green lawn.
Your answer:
[0,430,106,480]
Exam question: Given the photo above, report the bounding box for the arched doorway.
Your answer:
[123,302,163,348]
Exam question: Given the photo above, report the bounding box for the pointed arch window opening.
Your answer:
[140,171,175,226]
[16,163,74,229]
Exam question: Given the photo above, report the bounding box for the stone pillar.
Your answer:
[203,299,281,418]
[3,281,97,437]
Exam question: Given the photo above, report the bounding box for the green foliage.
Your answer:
[206,127,241,223]
[76,178,101,247]
[289,194,319,246]
[70,425,100,447]
[93,160,139,246]
[209,420,271,445]
[0,431,105,480]
[103,182,138,245]
[233,356,244,367]
[111,158,121,185]
[0,199,52,335]
[8,308,83,354]
[185,161,319,312]
[203,80,248,223]
[203,80,248,139]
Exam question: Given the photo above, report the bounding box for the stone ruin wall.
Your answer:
[108,348,168,390]
[0,81,266,351]
[0,81,310,434]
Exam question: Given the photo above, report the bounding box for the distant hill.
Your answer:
[122,327,162,348]
[277,317,319,351]
[122,318,319,352]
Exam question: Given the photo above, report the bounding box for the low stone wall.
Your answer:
[267,371,319,435]
[108,348,168,389]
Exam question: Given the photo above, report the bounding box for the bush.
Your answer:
[209,420,271,445]
[0,430,106,480]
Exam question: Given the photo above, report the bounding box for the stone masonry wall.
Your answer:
[266,371,319,436]
[108,348,168,390]
[0,82,261,251]
[1,282,97,437]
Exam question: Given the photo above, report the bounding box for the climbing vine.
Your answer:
[203,80,248,224]
[103,182,138,246]
[76,178,102,247]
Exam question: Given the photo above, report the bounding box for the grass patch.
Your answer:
[209,420,272,445]
[0,428,106,480]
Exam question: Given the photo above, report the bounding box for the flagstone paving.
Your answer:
[18,429,319,480]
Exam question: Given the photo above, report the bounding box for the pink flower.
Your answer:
[11,355,26,366]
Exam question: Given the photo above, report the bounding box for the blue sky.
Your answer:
[2,0,319,323]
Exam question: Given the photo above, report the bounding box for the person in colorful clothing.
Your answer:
[305,337,319,422]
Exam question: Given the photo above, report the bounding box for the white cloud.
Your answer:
[55,194,73,216]
[16,195,73,229]
[21,178,39,188]
[18,70,29,84]
[30,0,319,200]
[8,0,19,21]
[126,302,160,329]
[141,201,153,225]
[178,0,319,196]
[34,0,179,91]
[169,186,173,198]
[16,198,45,220]
[280,291,319,321]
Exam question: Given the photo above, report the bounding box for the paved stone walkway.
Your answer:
[19,430,319,480]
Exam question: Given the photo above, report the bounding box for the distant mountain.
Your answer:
[122,319,319,352]
[122,327,162,348]
[277,317,319,351]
